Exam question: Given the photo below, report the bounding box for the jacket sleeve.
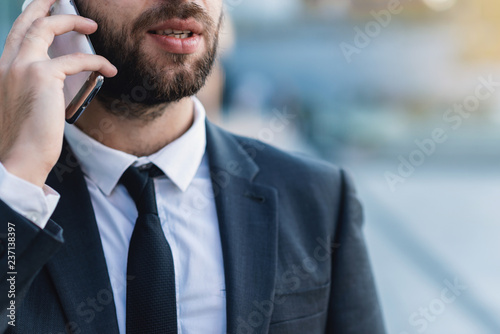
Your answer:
[0,200,64,331]
[325,170,386,333]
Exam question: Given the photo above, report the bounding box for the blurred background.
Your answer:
[3,0,500,333]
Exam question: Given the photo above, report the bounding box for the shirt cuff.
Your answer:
[0,163,60,229]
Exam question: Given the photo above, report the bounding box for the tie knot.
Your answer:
[119,164,163,214]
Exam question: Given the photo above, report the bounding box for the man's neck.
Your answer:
[74,97,195,157]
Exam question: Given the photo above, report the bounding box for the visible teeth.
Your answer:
[153,30,192,38]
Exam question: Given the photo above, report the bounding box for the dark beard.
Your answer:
[76,1,221,121]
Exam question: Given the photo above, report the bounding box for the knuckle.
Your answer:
[24,29,41,43]
[31,17,48,30]
[24,19,50,43]
[13,16,30,29]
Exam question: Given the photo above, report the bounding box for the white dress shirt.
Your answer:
[0,97,227,334]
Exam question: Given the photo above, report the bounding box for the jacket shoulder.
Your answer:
[232,133,339,173]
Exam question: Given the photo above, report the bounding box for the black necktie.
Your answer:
[120,164,177,334]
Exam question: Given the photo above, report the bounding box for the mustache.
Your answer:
[132,1,215,35]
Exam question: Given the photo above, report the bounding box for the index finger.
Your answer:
[1,0,57,63]
[17,15,98,60]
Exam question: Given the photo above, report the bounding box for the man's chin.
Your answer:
[92,31,218,119]
[94,66,204,113]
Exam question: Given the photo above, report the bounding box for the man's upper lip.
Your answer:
[148,18,203,35]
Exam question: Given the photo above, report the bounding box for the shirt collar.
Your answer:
[64,96,207,196]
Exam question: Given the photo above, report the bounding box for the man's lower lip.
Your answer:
[147,33,202,54]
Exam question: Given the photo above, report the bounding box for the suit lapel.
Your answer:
[206,121,279,334]
[45,141,120,333]
[41,122,277,334]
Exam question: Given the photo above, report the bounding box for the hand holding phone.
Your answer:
[25,0,104,123]
[0,0,116,187]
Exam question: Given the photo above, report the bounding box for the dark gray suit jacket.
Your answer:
[0,121,385,333]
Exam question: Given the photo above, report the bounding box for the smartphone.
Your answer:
[22,0,104,124]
